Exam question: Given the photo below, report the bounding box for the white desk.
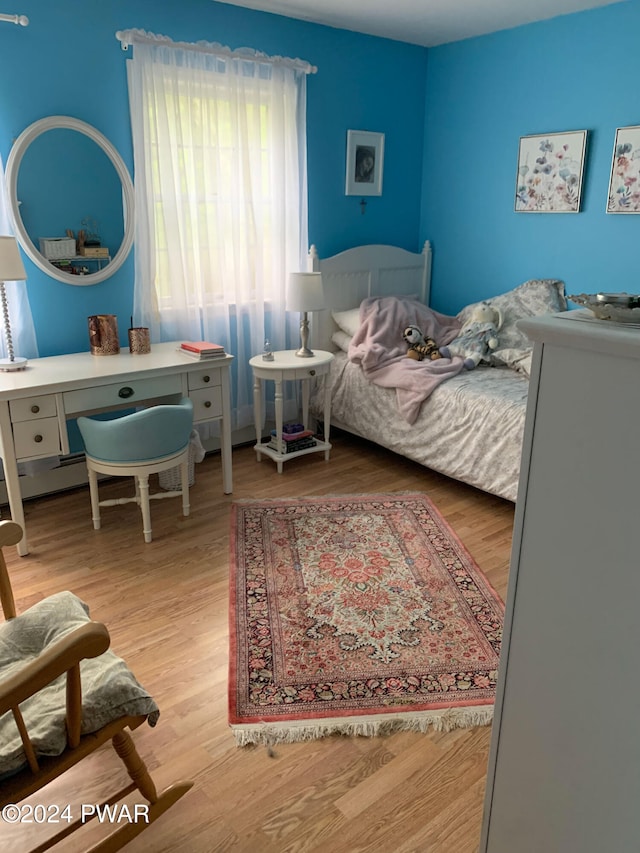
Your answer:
[0,343,234,555]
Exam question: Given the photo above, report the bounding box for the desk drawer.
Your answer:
[10,394,58,422]
[190,386,222,421]
[14,418,61,459]
[187,367,222,391]
[63,375,183,415]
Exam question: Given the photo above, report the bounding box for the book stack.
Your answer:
[179,341,226,360]
[268,424,317,454]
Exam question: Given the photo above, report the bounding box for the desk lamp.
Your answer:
[287,271,325,357]
[0,236,28,371]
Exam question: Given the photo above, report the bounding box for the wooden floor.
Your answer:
[0,431,515,853]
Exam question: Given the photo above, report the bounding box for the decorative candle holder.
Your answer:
[128,327,151,354]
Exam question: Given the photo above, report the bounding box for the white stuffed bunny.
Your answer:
[439,303,502,370]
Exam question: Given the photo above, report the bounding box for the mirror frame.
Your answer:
[5,116,134,286]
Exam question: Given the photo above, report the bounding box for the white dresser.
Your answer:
[480,311,640,853]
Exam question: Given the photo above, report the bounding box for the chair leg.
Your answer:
[181,460,190,517]
[87,467,102,530]
[137,475,153,543]
[111,729,158,803]
[100,730,192,852]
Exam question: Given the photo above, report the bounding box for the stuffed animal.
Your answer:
[439,303,502,370]
[402,325,442,361]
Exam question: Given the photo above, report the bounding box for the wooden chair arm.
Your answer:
[0,620,110,715]
[0,520,23,549]
[0,521,24,620]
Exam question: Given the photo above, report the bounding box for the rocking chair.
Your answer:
[0,520,193,851]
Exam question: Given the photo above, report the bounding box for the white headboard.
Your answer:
[309,241,432,353]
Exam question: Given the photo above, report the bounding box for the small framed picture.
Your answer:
[606,125,640,213]
[345,130,384,196]
[515,130,588,213]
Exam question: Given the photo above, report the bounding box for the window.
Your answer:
[125,34,313,429]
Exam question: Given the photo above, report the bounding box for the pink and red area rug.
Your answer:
[229,494,504,746]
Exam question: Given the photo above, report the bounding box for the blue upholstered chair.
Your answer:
[77,398,194,543]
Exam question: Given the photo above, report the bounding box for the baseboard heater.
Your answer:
[0,453,90,506]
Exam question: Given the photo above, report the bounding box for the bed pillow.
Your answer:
[457,278,566,373]
[492,348,534,377]
[331,330,352,352]
[331,307,361,337]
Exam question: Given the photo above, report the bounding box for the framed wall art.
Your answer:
[515,130,587,213]
[606,125,640,213]
[345,130,384,196]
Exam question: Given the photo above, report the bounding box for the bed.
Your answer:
[307,242,567,502]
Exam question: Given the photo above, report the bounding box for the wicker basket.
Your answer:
[158,443,196,490]
[39,237,76,260]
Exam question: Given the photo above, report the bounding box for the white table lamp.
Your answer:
[0,236,28,371]
[287,271,325,357]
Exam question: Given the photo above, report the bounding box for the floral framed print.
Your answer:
[607,126,640,213]
[515,130,587,212]
[345,130,384,196]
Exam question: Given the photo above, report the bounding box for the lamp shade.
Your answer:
[286,272,325,313]
[0,237,26,281]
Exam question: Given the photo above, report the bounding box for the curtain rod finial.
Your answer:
[0,13,29,26]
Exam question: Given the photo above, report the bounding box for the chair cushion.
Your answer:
[78,398,194,463]
[0,591,159,777]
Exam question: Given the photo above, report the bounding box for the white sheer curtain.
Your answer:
[122,29,313,431]
[0,153,38,360]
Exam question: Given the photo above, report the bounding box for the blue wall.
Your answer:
[420,1,636,314]
[0,0,427,356]
[2,0,636,356]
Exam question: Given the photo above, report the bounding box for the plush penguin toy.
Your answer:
[402,325,442,361]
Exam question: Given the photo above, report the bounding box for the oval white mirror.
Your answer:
[5,116,134,286]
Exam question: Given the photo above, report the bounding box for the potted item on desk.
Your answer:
[128,317,151,354]
[88,314,120,356]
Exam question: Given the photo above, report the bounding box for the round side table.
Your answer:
[249,349,334,473]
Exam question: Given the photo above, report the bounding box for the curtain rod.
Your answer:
[0,13,28,25]
[116,28,317,74]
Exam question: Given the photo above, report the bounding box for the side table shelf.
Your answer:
[249,349,334,474]
[254,437,332,473]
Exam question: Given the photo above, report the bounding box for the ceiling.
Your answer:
[216,0,623,47]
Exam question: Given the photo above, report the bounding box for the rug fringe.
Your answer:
[231,706,494,747]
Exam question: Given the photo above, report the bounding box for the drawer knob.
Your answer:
[118,386,134,399]
[309,369,316,377]
[31,404,40,414]
[34,434,43,443]
[203,375,211,383]
[204,400,212,408]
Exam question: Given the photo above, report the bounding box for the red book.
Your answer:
[180,341,225,355]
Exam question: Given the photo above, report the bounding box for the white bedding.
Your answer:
[310,352,528,502]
